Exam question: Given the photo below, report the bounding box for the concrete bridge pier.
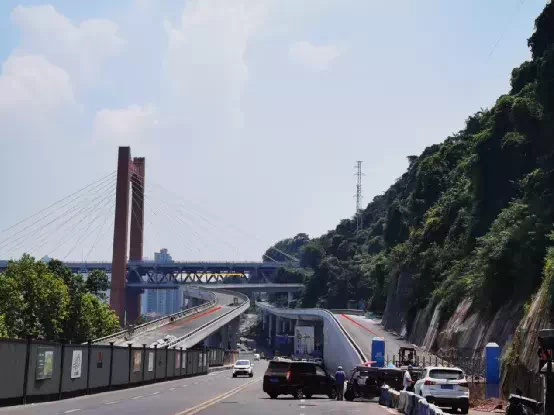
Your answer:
[268,314,274,346]
[228,317,239,350]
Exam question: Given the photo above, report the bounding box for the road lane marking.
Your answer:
[104,401,119,405]
[170,388,177,391]
[132,395,144,400]
[64,410,81,413]
[151,392,160,395]
[340,314,379,336]
[174,378,261,415]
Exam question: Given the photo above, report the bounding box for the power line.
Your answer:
[485,0,526,63]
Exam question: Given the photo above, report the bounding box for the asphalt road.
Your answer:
[0,357,392,415]
[336,314,412,363]
[122,291,239,347]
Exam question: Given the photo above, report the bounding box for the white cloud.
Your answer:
[0,55,76,134]
[163,0,269,127]
[94,104,158,143]
[288,40,344,72]
[11,5,125,86]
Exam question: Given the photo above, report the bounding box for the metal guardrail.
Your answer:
[329,309,366,316]
[165,289,251,349]
[91,288,218,345]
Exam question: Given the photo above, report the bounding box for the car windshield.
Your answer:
[429,369,464,380]
[236,360,250,366]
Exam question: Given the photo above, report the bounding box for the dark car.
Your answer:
[263,360,337,399]
[345,366,380,401]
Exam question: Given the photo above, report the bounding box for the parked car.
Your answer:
[233,359,253,378]
[345,366,380,401]
[263,360,336,399]
[378,367,404,391]
[254,353,261,361]
[414,367,469,414]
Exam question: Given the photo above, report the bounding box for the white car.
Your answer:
[254,354,261,361]
[232,359,253,378]
[414,367,469,414]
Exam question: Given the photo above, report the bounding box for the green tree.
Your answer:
[85,269,110,299]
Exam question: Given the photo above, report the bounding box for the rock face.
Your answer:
[502,287,551,400]
[382,271,414,334]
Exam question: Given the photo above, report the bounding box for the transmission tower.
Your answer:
[354,161,364,231]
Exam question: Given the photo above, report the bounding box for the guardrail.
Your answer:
[322,309,367,362]
[329,309,366,316]
[91,288,217,345]
[166,289,251,349]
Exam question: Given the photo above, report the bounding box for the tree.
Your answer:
[86,270,110,300]
[0,255,120,342]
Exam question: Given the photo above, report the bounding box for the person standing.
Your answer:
[403,365,413,391]
[335,365,346,401]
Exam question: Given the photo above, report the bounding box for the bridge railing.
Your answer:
[92,288,217,345]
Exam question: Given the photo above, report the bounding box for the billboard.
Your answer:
[294,326,314,356]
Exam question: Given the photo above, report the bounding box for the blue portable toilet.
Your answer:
[372,337,385,368]
[486,342,501,398]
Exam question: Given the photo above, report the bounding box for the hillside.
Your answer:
[266,3,554,396]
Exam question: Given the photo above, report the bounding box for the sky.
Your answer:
[0,0,549,262]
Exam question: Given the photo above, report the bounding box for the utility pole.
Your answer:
[354,161,364,231]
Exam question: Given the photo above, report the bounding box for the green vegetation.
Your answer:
[267,4,554,325]
[0,254,120,342]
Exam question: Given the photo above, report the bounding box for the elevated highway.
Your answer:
[256,302,367,373]
[95,287,250,350]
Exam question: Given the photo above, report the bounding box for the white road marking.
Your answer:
[151,392,160,395]
[170,388,176,391]
[64,410,81,414]
[181,385,188,388]
[301,399,306,403]
[132,395,143,400]
[104,401,119,405]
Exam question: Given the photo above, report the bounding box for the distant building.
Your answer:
[141,249,179,316]
[154,248,173,263]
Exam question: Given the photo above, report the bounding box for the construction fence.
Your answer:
[0,337,239,406]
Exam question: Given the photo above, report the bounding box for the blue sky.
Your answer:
[0,0,548,262]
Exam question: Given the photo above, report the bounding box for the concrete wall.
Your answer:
[0,339,27,399]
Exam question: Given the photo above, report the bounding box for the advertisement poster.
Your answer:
[294,326,315,356]
[97,351,103,369]
[71,350,82,379]
[36,347,55,380]
[148,352,154,372]
[175,352,181,369]
[133,350,142,373]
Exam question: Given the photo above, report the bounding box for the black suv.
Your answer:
[263,360,337,399]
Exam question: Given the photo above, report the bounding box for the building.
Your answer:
[154,248,173,263]
[141,249,180,316]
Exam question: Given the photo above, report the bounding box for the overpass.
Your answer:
[256,301,367,373]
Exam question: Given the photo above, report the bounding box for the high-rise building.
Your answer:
[141,249,179,316]
[154,248,173,263]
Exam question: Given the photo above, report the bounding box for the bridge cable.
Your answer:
[146,183,248,260]
[83,202,116,262]
[148,180,299,262]
[19,180,116,258]
[64,196,117,260]
[0,176,117,258]
[0,171,116,236]
[145,184,242,259]
[44,187,117,258]
[0,173,116,254]
[127,185,199,256]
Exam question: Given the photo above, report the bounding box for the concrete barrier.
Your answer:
[388,388,444,415]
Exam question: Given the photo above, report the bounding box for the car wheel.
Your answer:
[452,407,458,413]
[345,389,354,401]
[232,374,237,378]
[460,405,469,414]
[304,393,312,399]
[294,388,304,399]
[249,372,253,378]
[328,388,337,400]
[268,393,278,399]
